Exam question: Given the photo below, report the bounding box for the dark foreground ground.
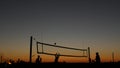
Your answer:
[0,62,120,68]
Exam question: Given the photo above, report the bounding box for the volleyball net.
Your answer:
[36,41,90,60]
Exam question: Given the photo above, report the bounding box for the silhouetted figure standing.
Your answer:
[36,55,42,64]
[54,53,60,63]
[95,52,101,64]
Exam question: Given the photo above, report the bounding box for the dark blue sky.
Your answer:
[0,0,120,62]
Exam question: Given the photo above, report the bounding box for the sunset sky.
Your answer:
[0,0,120,63]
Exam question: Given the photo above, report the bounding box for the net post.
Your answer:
[36,42,38,53]
[29,36,33,63]
[88,47,91,63]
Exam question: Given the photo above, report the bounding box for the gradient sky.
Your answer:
[0,0,120,63]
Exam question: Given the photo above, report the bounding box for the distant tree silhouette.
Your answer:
[36,55,42,64]
[95,52,101,64]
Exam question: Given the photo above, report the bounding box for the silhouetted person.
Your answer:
[36,55,42,64]
[95,52,101,64]
[89,58,91,63]
[17,58,20,63]
[54,53,60,63]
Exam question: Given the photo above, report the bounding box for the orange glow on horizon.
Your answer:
[1,53,120,63]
